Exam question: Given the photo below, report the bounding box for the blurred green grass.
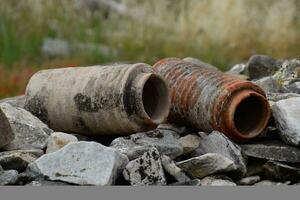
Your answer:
[0,0,300,98]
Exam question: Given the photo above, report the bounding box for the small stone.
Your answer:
[178,134,201,155]
[245,157,267,177]
[254,76,280,93]
[183,57,219,70]
[110,127,183,160]
[0,103,53,150]
[27,141,129,185]
[200,175,236,186]
[254,180,288,186]
[161,155,191,182]
[263,161,300,182]
[0,95,26,108]
[267,92,300,102]
[170,179,201,186]
[0,151,38,171]
[247,54,281,80]
[287,82,300,94]
[157,123,190,137]
[241,140,300,163]
[190,131,246,177]
[123,148,166,186]
[228,64,247,75]
[14,172,36,185]
[272,97,300,146]
[0,170,19,185]
[177,153,237,179]
[46,132,78,153]
[237,176,261,185]
[273,58,300,92]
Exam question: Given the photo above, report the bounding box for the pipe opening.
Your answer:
[233,95,268,136]
[142,75,170,123]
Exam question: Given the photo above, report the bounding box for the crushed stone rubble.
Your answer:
[0,55,300,186]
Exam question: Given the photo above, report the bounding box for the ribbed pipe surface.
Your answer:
[153,58,271,142]
[24,63,170,136]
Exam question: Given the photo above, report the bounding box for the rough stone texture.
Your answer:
[287,82,300,94]
[161,155,191,182]
[254,76,280,93]
[267,92,300,102]
[0,151,38,171]
[273,58,300,93]
[200,175,236,186]
[27,179,72,186]
[170,179,201,186]
[0,95,26,108]
[0,103,53,150]
[190,131,247,177]
[123,148,166,186]
[0,104,14,148]
[263,161,300,182]
[237,176,261,185]
[110,128,183,160]
[247,54,282,80]
[27,141,129,185]
[177,153,236,179]
[254,180,289,186]
[14,172,37,185]
[46,132,78,153]
[272,97,300,146]
[0,169,19,185]
[241,140,300,163]
[178,134,201,155]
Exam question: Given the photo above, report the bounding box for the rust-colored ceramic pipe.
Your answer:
[24,63,170,136]
[153,58,271,142]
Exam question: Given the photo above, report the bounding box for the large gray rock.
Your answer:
[0,169,19,185]
[0,103,53,150]
[190,131,247,177]
[27,141,129,185]
[263,161,300,182]
[271,97,300,146]
[110,127,183,160]
[161,155,191,182]
[177,153,237,179]
[123,148,166,186]
[0,95,26,108]
[241,140,300,163]
[0,150,38,171]
[0,105,14,148]
[247,54,282,80]
[200,175,236,186]
[46,132,78,153]
[254,76,280,93]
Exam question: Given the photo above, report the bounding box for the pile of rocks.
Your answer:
[0,55,300,186]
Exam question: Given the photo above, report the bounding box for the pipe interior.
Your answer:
[233,95,268,135]
[142,75,169,122]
